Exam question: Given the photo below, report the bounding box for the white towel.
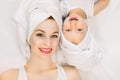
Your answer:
[57,26,102,71]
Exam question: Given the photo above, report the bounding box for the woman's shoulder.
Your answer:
[0,68,19,80]
[63,65,81,80]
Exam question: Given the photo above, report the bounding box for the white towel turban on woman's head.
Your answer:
[14,0,62,59]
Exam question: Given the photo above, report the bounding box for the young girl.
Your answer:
[0,0,80,80]
[55,0,110,71]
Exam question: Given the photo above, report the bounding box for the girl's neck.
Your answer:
[25,54,56,73]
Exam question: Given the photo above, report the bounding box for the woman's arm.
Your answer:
[94,0,110,15]
[0,69,18,80]
[64,66,81,80]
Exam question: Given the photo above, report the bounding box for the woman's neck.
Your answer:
[25,54,56,73]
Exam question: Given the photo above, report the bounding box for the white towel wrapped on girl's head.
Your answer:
[60,0,94,18]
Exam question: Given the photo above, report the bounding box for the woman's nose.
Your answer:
[44,37,51,47]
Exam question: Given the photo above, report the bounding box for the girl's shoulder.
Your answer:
[0,69,19,80]
[63,65,81,80]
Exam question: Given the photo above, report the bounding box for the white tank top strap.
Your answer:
[56,64,68,80]
[18,67,28,80]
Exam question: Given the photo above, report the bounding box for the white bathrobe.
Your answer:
[83,0,120,79]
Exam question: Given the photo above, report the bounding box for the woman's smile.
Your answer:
[39,48,52,54]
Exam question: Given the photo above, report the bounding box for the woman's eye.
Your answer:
[77,29,82,31]
[51,35,58,38]
[36,33,44,37]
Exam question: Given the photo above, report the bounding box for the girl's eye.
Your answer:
[51,35,58,38]
[65,29,71,32]
[77,29,82,31]
[36,33,44,37]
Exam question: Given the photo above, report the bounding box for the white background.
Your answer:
[0,0,120,79]
[0,0,26,72]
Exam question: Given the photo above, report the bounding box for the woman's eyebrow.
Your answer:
[53,31,59,34]
[36,29,45,33]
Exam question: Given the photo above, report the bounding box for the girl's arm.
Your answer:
[94,0,110,15]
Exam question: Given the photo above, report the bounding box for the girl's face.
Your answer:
[63,14,87,45]
[29,19,60,58]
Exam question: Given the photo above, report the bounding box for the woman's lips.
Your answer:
[39,48,52,54]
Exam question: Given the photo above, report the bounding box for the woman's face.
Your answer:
[29,19,60,57]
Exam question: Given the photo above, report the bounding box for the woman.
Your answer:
[0,7,80,80]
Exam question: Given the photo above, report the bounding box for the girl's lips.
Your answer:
[39,48,52,54]
[70,17,78,21]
